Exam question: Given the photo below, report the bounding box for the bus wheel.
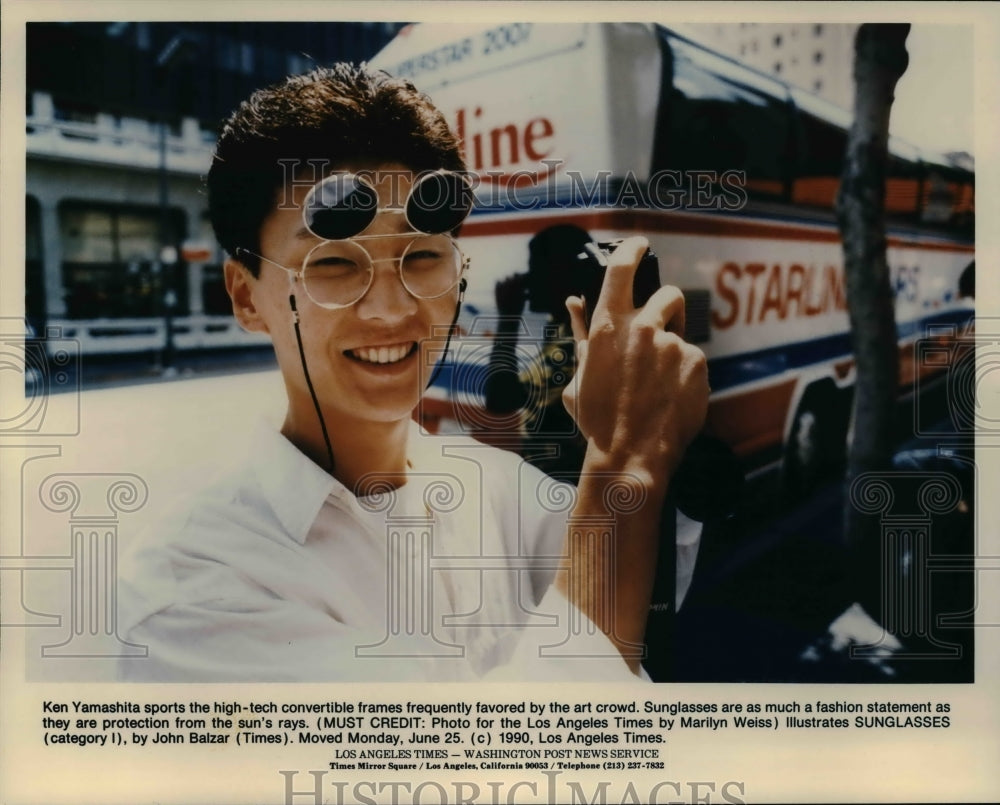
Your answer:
[784,384,845,501]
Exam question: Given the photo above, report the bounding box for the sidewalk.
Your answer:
[74,347,278,391]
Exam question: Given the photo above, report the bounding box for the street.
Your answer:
[677,386,975,684]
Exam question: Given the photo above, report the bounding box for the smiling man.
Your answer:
[117,64,708,682]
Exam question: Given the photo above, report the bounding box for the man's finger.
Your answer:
[561,337,587,421]
[633,284,687,336]
[592,236,649,318]
[566,295,589,343]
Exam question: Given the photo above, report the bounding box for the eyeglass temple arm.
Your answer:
[235,247,300,278]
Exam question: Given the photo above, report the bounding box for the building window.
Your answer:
[287,52,314,76]
[814,79,823,92]
[59,203,188,319]
[814,24,824,36]
[774,34,782,47]
[53,101,97,125]
[26,197,45,328]
[239,42,254,74]
[751,39,758,53]
[814,50,824,64]
[135,22,150,51]
[198,214,229,316]
[774,62,782,74]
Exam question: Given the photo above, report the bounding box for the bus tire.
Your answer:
[783,383,846,501]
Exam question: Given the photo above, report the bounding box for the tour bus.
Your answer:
[371,22,975,489]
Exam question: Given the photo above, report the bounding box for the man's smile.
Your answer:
[345,341,418,365]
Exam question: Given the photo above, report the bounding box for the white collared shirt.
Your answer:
[118,421,696,682]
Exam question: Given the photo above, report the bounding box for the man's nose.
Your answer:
[354,258,419,322]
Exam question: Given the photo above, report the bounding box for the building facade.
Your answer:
[26,22,406,355]
[677,23,859,110]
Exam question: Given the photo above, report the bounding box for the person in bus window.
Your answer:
[485,224,594,482]
[116,64,708,682]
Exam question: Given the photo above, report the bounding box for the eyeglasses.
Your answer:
[303,169,474,241]
[237,233,470,310]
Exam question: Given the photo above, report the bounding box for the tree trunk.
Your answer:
[835,23,909,612]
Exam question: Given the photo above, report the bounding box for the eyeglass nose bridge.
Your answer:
[357,249,469,302]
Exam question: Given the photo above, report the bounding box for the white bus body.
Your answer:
[373,23,975,477]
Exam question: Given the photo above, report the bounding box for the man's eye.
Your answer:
[308,258,364,278]
[312,256,356,268]
[405,249,443,262]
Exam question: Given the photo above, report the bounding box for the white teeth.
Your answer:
[350,343,414,365]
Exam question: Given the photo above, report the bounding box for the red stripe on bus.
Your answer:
[706,379,798,458]
[460,210,975,253]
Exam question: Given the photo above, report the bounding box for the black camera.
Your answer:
[575,240,662,326]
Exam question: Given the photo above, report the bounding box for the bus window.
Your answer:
[658,35,792,201]
[59,203,188,319]
[921,163,975,234]
[790,103,846,209]
[885,153,921,218]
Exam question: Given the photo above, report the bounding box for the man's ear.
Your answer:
[224,258,268,333]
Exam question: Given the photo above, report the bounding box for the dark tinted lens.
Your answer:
[406,172,473,234]
[304,175,378,240]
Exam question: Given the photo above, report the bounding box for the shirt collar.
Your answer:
[249,418,444,545]
[250,420,340,545]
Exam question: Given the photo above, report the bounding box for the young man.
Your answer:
[117,64,708,682]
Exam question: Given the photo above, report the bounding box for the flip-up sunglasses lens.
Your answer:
[303,175,379,241]
[406,171,474,234]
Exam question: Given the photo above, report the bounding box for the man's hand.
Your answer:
[554,236,709,675]
[495,273,528,316]
[562,236,709,478]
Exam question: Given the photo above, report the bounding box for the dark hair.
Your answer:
[207,63,466,275]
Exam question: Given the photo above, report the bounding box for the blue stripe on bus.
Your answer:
[432,309,974,397]
[706,308,972,391]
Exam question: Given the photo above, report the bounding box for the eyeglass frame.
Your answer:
[235,232,471,311]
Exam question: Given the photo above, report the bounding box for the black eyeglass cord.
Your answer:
[289,294,336,474]
[425,278,466,390]
[289,278,466,477]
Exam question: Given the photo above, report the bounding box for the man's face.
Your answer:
[236,165,461,426]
